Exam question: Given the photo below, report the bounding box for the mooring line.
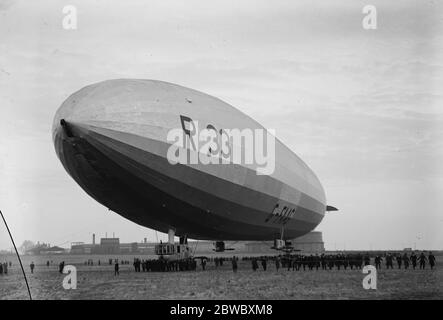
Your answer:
[0,209,32,300]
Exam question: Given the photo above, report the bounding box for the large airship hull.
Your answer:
[52,79,326,240]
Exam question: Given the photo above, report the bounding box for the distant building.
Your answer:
[71,235,122,254]
[68,232,324,255]
[96,238,120,254]
[70,242,91,254]
[293,231,325,253]
[70,237,156,254]
[26,243,67,255]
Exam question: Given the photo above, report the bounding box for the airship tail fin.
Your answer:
[326,205,338,212]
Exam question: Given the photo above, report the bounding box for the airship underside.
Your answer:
[53,79,326,241]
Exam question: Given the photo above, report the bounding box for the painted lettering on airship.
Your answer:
[179,115,232,159]
[264,203,297,225]
[171,115,276,176]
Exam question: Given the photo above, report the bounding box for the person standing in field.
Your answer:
[418,252,427,269]
[410,252,417,269]
[59,261,65,274]
[275,257,280,271]
[252,258,259,271]
[396,254,402,269]
[114,261,119,276]
[30,262,35,274]
[385,253,394,269]
[231,256,238,273]
[428,252,436,270]
[402,253,410,269]
[261,258,267,271]
[374,255,382,269]
[287,257,292,271]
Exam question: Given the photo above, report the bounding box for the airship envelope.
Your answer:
[53,79,326,240]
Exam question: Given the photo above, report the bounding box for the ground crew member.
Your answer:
[232,256,238,273]
[115,261,119,276]
[410,252,417,269]
[402,253,410,269]
[418,252,427,269]
[428,252,436,270]
[261,258,267,271]
[275,257,280,271]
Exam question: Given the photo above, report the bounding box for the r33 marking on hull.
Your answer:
[264,203,296,225]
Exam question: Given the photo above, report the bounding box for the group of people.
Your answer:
[245,251,436,272]
[378,252,436,270]
[128,257,198,274]
[111,257,200,275]
[121,251,436,274]
[20,251,437,275]
[0,261,11,275]
[108,259,130,265]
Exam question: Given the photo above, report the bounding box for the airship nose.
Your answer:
[52,88,89,163]
[52,106,77,160]
[59,119,74,138]
[52,80,99,154]
[52,117,77,166]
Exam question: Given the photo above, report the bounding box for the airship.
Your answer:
[52,79,333,253]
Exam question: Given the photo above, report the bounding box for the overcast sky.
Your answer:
[1,0,442,251]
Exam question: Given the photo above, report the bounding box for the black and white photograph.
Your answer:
[0,0,442,304]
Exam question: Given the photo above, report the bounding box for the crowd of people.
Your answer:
[1,250,437,276]
[118,251,436,274]
[244,251,437,272]
[109,257,200,275]
[0,261,11,275]
[129,257,198,273]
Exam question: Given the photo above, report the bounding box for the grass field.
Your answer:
[0,254,441,300]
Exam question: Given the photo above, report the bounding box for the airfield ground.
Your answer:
[0,254,442,300]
